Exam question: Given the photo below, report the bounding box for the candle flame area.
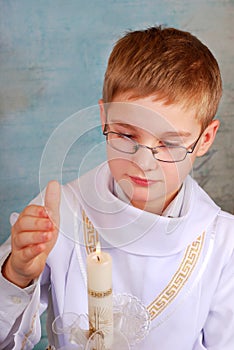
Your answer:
[96,241,101,261]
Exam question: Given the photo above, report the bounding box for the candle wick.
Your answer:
[97,255,100,262]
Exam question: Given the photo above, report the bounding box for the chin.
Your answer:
[130,188,166,205]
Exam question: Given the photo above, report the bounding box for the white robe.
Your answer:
[0,162,234,349]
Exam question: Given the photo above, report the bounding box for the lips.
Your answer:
[129,175,157,187]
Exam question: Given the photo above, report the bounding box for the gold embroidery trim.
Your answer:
[147,232,205,321]
[82,210,99,255]
[21,303,39,349]
[82,210,205,322]
[88,288,113,298]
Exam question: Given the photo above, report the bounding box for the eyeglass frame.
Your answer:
[103,124,204,163]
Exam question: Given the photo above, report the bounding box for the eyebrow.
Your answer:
[108,121,192,138]
[161,131,192,138]
[109,122,139,132]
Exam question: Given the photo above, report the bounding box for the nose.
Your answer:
[131,146,158,171]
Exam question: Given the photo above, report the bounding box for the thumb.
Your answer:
[44,180,61,229]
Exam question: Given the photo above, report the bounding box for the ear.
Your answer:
[98,99,107,131]
[196,119,220,157]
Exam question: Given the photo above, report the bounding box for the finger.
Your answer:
[13,216,53,233]
[21,205,50,218]
[44,181,61,229]
[19,243,47,263]
[13,230,53,249]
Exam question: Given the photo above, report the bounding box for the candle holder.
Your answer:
[51,293,151,349]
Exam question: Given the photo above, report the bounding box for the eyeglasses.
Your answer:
[103,125,203,163]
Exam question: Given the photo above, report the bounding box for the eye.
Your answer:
[112,127,131,136]
[114,131,135,139]
[113,133,134,141]
[161,140,181,147]
[122,133,134,138]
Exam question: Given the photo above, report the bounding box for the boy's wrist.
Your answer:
[1,254,33,289]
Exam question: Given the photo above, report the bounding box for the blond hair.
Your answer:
[103,26,222,129]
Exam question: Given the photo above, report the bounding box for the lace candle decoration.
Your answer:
[87,241,113,349]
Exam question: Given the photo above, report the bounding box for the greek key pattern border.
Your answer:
[82,210,99,255]
[147,232,205,320]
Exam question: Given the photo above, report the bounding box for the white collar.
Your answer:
[72,162,220,256]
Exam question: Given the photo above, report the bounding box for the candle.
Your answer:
[87,241,113,349]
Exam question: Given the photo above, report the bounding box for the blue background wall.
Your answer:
[0,0,233,348]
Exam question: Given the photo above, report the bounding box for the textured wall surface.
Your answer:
[0,0,233,348]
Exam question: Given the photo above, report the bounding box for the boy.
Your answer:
[0,26,233,349]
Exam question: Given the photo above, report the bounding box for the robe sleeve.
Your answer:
[0,236,51,349]
[0,191,49,349]
[202,249,234,349]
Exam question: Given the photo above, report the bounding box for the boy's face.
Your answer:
[99,95,219,214]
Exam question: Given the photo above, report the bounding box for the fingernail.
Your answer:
[40,208,48,217]
[43,232,52,241]
[47,220,53,229]
[42,232,48,241]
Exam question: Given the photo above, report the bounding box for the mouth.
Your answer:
[129,175,158,187]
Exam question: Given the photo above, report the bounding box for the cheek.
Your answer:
[106,147,131,178]
[108,159,124,177]
[107,156,130,182]
[160,158,193,189]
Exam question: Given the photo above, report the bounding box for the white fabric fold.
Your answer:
[68,162,220,256]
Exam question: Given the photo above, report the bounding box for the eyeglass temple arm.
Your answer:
[187,132,203,154]
[103,123,108,135]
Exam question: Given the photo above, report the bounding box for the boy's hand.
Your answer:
[2,181,61,288]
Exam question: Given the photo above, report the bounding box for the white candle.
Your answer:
[87,242,113,349]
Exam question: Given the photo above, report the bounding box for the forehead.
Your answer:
[105,98,200,136]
